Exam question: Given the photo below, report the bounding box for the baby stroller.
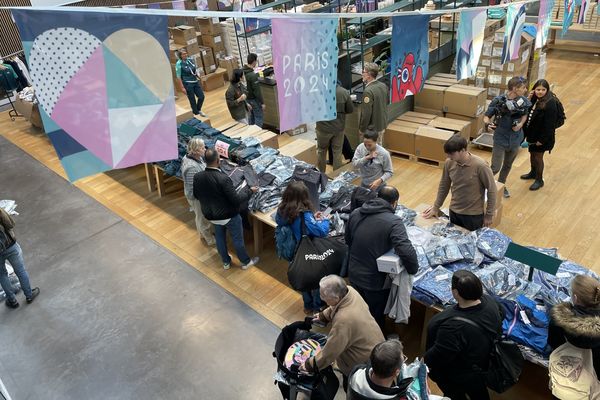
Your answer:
[273,318,339,400]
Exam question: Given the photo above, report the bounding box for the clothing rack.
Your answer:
[0,72,23,121]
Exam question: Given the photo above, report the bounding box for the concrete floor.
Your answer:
[0,136,283,399]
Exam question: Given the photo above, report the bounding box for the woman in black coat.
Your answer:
[521,79,559,190]
[548,274,600,378]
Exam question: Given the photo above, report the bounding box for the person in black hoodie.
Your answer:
[548,274,600,378]
[521,79,559,191]
[347,340,413,400]
[424,270,503,400]
[193,149,259,270]
[345,185,418,329]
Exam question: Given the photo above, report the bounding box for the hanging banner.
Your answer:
[172,0,186,10]
[11,9,177,182]
[562,0,575,35]
[536,0,555,49]
[501,4,526,64]
[272,18,338,132]
[456,9,487,80]
[390,15,428,103]
[577,0,590,23]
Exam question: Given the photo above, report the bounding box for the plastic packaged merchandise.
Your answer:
[425,238,464,266]
[476,227,511,259]
[413,266,455,305]
[475,262,541,301]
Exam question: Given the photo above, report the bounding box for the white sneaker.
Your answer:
[198,111,208,117]
[241,257,259,270]
[223,262,231,270]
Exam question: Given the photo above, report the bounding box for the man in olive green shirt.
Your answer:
[423,135,497,231]
[359,62,388,145]
[316,84,354,172]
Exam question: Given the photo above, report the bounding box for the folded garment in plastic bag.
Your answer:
[249,186,285,212]
[413,266,454,305]
[475,262,541,300]
[414,246,431,270]
[407,226,434,247]
[534,260,600,305]
[395,205,417,227]
[476,228,511,259]
[425,238,464,266]
[429,222,465,238]
[319,171,359,206]
[444,260,480,273]
[241,136,261,148]
[328,212,346,236]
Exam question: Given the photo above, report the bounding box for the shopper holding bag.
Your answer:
[521,79,559,191]
[275,181,330,315]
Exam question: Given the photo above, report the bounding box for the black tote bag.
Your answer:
[287,217,347,291]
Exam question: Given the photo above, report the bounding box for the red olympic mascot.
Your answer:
[391,53,424,102]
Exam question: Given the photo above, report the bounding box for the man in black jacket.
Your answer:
[193,149,259,270]
[242,53,264,127]
[345,185,418,328]
[424,270,503,400]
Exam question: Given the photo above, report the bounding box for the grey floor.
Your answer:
[0,136,283,399]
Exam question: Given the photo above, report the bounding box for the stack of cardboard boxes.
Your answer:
[415,73,487,141]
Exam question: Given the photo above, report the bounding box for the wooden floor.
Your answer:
[1,50,599,398]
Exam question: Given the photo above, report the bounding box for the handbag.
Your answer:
[287,215,347,291]
[453,316,524,393]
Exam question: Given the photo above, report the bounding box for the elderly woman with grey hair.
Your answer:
[180,137,215,246]
[302,275,384,391]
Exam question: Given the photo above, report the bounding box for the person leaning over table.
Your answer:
[175,49,207,118]
[423,135,497,231]
[358,62,388,145]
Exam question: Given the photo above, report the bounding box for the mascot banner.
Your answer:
[272,18,338,132]
[390,15,428,103]
[12,9,177,182]
[456,9,487,80]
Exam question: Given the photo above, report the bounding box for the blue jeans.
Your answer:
[213,214,251,265]
[0,243,32,303]
[183,81,205,115]
[248,98,264,128]
[302,289,323,311]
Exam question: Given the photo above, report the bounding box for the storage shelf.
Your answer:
[348,34,392,51]
[248,0,293,12]
[348,0,413,25]
[237,25,271,38]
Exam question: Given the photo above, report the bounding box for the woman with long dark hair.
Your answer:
[521,79,559,190]
[275,181,330,315]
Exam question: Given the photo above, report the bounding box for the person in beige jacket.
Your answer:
[302,275,384,389]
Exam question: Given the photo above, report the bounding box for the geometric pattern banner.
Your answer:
[456,9,487,80]
[578,0,590,23]
[537,0,556,49]
[390,15,429,103]
[501,4,527,64]
[562,0,575,36]
[11,9,177,182]
[272,18,338,132]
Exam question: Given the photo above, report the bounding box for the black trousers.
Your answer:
[328,135,354,162]
[436,378,490,400]
[450,210,484,231]
[353,285,390,329]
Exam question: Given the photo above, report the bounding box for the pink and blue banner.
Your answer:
[501,4,527,64]
[390,15,428,103]
[577,0,590,23]
[272,18,338,132]
[12,9,177,182]
[563,0,575,35]
[456,9,487,80]
[537,0,555,49]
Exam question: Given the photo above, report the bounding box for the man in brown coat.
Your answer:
[302,275,384,390]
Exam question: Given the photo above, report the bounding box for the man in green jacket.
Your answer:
[359,62,389,145]
[242,53,265,127]
[316,84,354,172]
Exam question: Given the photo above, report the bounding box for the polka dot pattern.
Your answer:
[29,27,101,115]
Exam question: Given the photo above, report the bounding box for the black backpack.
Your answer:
[553,94,566,129]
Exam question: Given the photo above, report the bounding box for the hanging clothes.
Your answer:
[13,56,31,86]
[5,60,28,90]
[0,65,18,92]
[292,165,328,211]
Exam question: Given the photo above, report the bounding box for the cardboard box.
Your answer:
[443,85,487,117]
[428,117,472,140]
[171,25,196,45]
[169,43,185,63]
[285,124,308,136]
[377,250,403,274]
[183,42,200,56]
[490,204,503,228]
[414,106,444,116]
[176,103,194,124]
[196,17,221,35]
[403,111,438,121]
[218,56,239,81]
[432,73,458,81]
[201,34,225,52]
[445,113,485,139]
[198,46,216,73]
[414,126,454,162]
[200,70,226,91]
[415,84,446,111]
[256,130,279,149]
[279,138,317,165]
[14,96,33,120]
[397,111,436,125]
[426,77,458,87]
[385,122,418,155]
[30,104,42,129]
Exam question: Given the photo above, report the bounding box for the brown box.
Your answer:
[279,138,317,165]
[490,204,503,228]
[432,73,458,81]
[428,117,472,140]
[171,25,197,45]
[200,71,226,91]
[414,106,444,116]
[169,43,186,62]
[218,56,239,80]
[256,130,279,149]
[443,85,487,117]
[175,103,194,124]
[285,123,308,136]
[198,46,216,73]
[385,122,418,154]
[196,17,221,35]
[14,96,33,120]
[445,113,485,139]
[201,34,225,52]
[183,42,200,56]
[426,77,458,87]
[397,111,436,125]
[403,111,438,121]
[415,84,446,111]
[414,126,454,162]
